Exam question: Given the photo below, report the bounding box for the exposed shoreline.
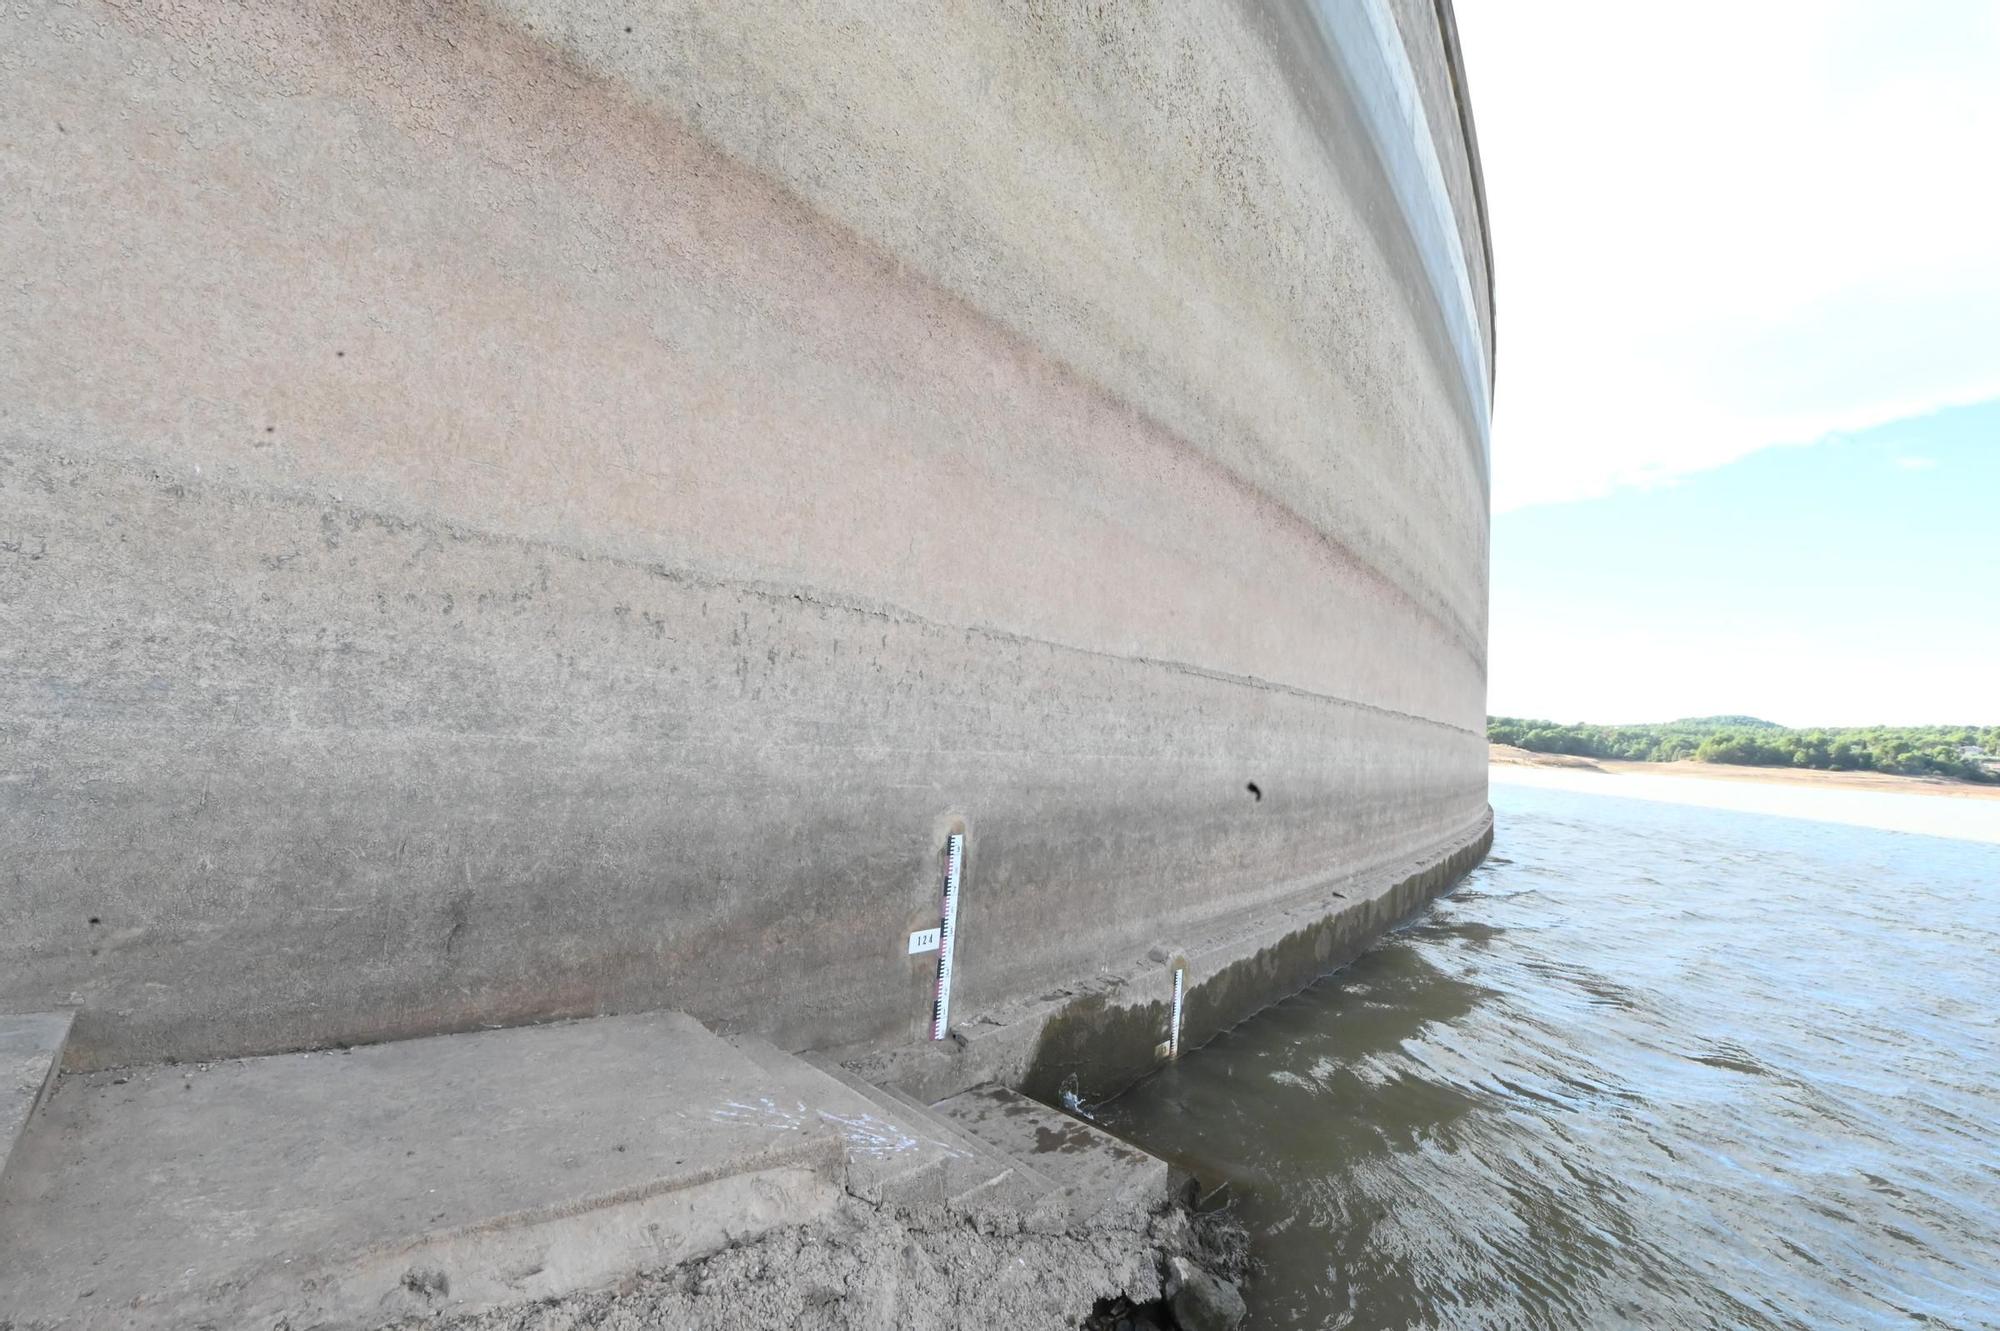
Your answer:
[1490,744,2000,801]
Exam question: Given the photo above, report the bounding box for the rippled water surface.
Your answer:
[1096,777,2000,1329]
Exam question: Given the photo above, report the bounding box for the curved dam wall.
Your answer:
[0,1,1493,1071]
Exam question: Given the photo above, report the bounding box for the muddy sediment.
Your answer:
[385,1196,1248,1331]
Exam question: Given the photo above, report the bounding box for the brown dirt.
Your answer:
[1487,744,1604,771]
[381,1197,1248,1331]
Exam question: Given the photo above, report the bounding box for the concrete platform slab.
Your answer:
[0,1012,844,1330]
[930,1085,1171,1225]
[1,1012,72,1185]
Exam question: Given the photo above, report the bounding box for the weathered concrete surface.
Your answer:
[0,1011,70,1184]
[838,1063,1077,1231]
[0,1012,846,1329]
[1,0,1493,1070]
[730,1033,1177,1234]
[849,808,1494,1107]
[724,1033,965,1211]
[930,1085,1172,1228]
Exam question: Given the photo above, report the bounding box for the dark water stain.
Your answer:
[1022,830,1494,1107]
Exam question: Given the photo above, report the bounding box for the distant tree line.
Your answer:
[1488,715,2000,783]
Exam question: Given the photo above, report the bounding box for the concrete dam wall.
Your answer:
[1,1,1494,1075]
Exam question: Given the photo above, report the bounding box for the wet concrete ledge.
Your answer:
[847,810,1496,1108]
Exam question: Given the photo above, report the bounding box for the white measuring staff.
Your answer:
[1169,965,1185,1058]
[930,833,964,1040]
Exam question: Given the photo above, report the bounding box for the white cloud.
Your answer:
[1455,1,2000,511]
[1893,455,1937,471]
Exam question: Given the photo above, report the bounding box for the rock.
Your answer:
[1169,1262,1247,1331]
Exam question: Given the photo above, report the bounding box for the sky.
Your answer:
[1452,1,2000,725]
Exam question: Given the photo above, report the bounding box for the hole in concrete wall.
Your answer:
[88,916,102,925]
[1246,782,1262,801]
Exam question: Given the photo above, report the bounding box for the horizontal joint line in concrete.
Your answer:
[21,442,1484,742]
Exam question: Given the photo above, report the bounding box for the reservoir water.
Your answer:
[1096,775,2000,1329]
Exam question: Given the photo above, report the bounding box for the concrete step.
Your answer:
[929,1085,1172,1226]
[0,1012,846,1330]
[863,1080,1072,1227]
[1,1011,72,1187]
[798,1054,1059,1221]
[724,1034,960,1210]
